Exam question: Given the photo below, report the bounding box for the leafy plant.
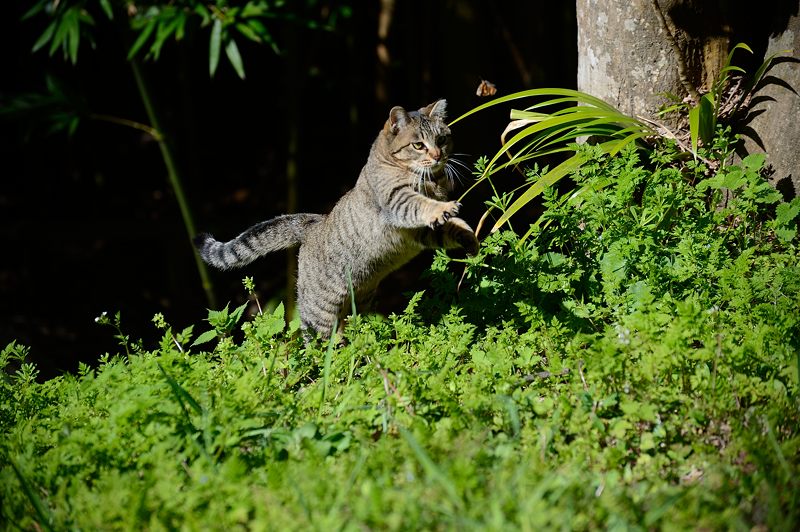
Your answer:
[450,89,654,239]
[24,0,349,77]
[656,43,789,157]
[2,126,797,529]
[12,1,351,308]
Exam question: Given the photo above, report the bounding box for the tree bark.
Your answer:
[576,0,727,121]
[576,0,800,196]
[741,12,800,196]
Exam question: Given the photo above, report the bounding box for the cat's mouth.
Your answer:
[419,159,447,177]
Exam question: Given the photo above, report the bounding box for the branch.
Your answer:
[89,113,162,140]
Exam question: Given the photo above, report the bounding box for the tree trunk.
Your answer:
[741,12,800,196]
[576,0,800,196]
[577,0,728,122]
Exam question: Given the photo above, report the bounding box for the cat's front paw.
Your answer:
[429,201,461,229]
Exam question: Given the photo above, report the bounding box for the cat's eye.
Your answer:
[411,142,425,150]
[436,135,449,147]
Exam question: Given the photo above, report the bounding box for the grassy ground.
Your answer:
[2,142,799,530]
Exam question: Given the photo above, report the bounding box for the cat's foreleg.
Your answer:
[421,217,479,256]
[383,185,462,229]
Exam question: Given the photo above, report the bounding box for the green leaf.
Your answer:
[235,22,262,43]
[151,15,183,60]
[49,15,68,58]
[127,19,157,60]
[209,18,222,77]
[99,0,114,20]
[697,94,716,146]
[229,301,249,328]
[22,1,47,21]
[32,20,57,53]
[399,426,463,509]
[225,37,246,79]
[255,303,285,339]
[775,226,797,243]
[191,329,218,347]
[242,2,268,17]
[742,153,766,171]
[157,362,204,416]
[318,318,337,419]
[67,19,80,64]
[688,104,700,156]
[8,458,54,532]
[776,199,800,225]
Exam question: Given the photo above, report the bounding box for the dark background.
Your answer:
[1,1,577,377]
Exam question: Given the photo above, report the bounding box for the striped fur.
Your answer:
[195,100,479,338]
[194,214,324,270]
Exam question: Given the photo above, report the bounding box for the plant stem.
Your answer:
[89,113,161,140]
[130,59,217,308]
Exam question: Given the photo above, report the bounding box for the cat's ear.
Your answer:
[421,99,447,120]
[387,106,410,134]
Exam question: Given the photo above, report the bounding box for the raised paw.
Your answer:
[429,201,461,229]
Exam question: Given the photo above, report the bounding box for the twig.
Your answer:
[578,360,588,391]
[89,113,162,140]
[637,114,717,168]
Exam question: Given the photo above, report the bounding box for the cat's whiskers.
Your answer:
[445,163,460,191]
[445,157,469,186]
[411,165,429,197]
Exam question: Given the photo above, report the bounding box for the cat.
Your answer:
[194,100,479,338]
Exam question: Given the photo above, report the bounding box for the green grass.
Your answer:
[2,134,799,530]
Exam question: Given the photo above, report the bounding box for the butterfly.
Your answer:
[476,79,497,97]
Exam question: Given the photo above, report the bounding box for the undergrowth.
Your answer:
[2,132,799,530]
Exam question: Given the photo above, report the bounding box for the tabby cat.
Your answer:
[194,100,478,338]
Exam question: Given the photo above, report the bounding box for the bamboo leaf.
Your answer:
[151,15,183,60]
[236,22,262,43]
[209,18,222,77]
[22,2,47,21]
[99,0,114,20]
[127,19,157,60]
[67,17,80,64]
[225,37,246,79]
[49,16,68,57]
[32,20,57,53]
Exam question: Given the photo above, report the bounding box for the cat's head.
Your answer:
[380,100,453,181]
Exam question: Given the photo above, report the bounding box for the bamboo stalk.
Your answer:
[130,59,217,308]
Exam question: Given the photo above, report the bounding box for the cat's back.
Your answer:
[305,180,398,253]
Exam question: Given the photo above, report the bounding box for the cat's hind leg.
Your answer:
[421,217,479,256]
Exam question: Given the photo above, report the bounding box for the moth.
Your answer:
[476,79,497,97]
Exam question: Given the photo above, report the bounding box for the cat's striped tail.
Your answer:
[194,213,325,270]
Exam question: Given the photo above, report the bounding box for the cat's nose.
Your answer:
[431,149,442,161]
